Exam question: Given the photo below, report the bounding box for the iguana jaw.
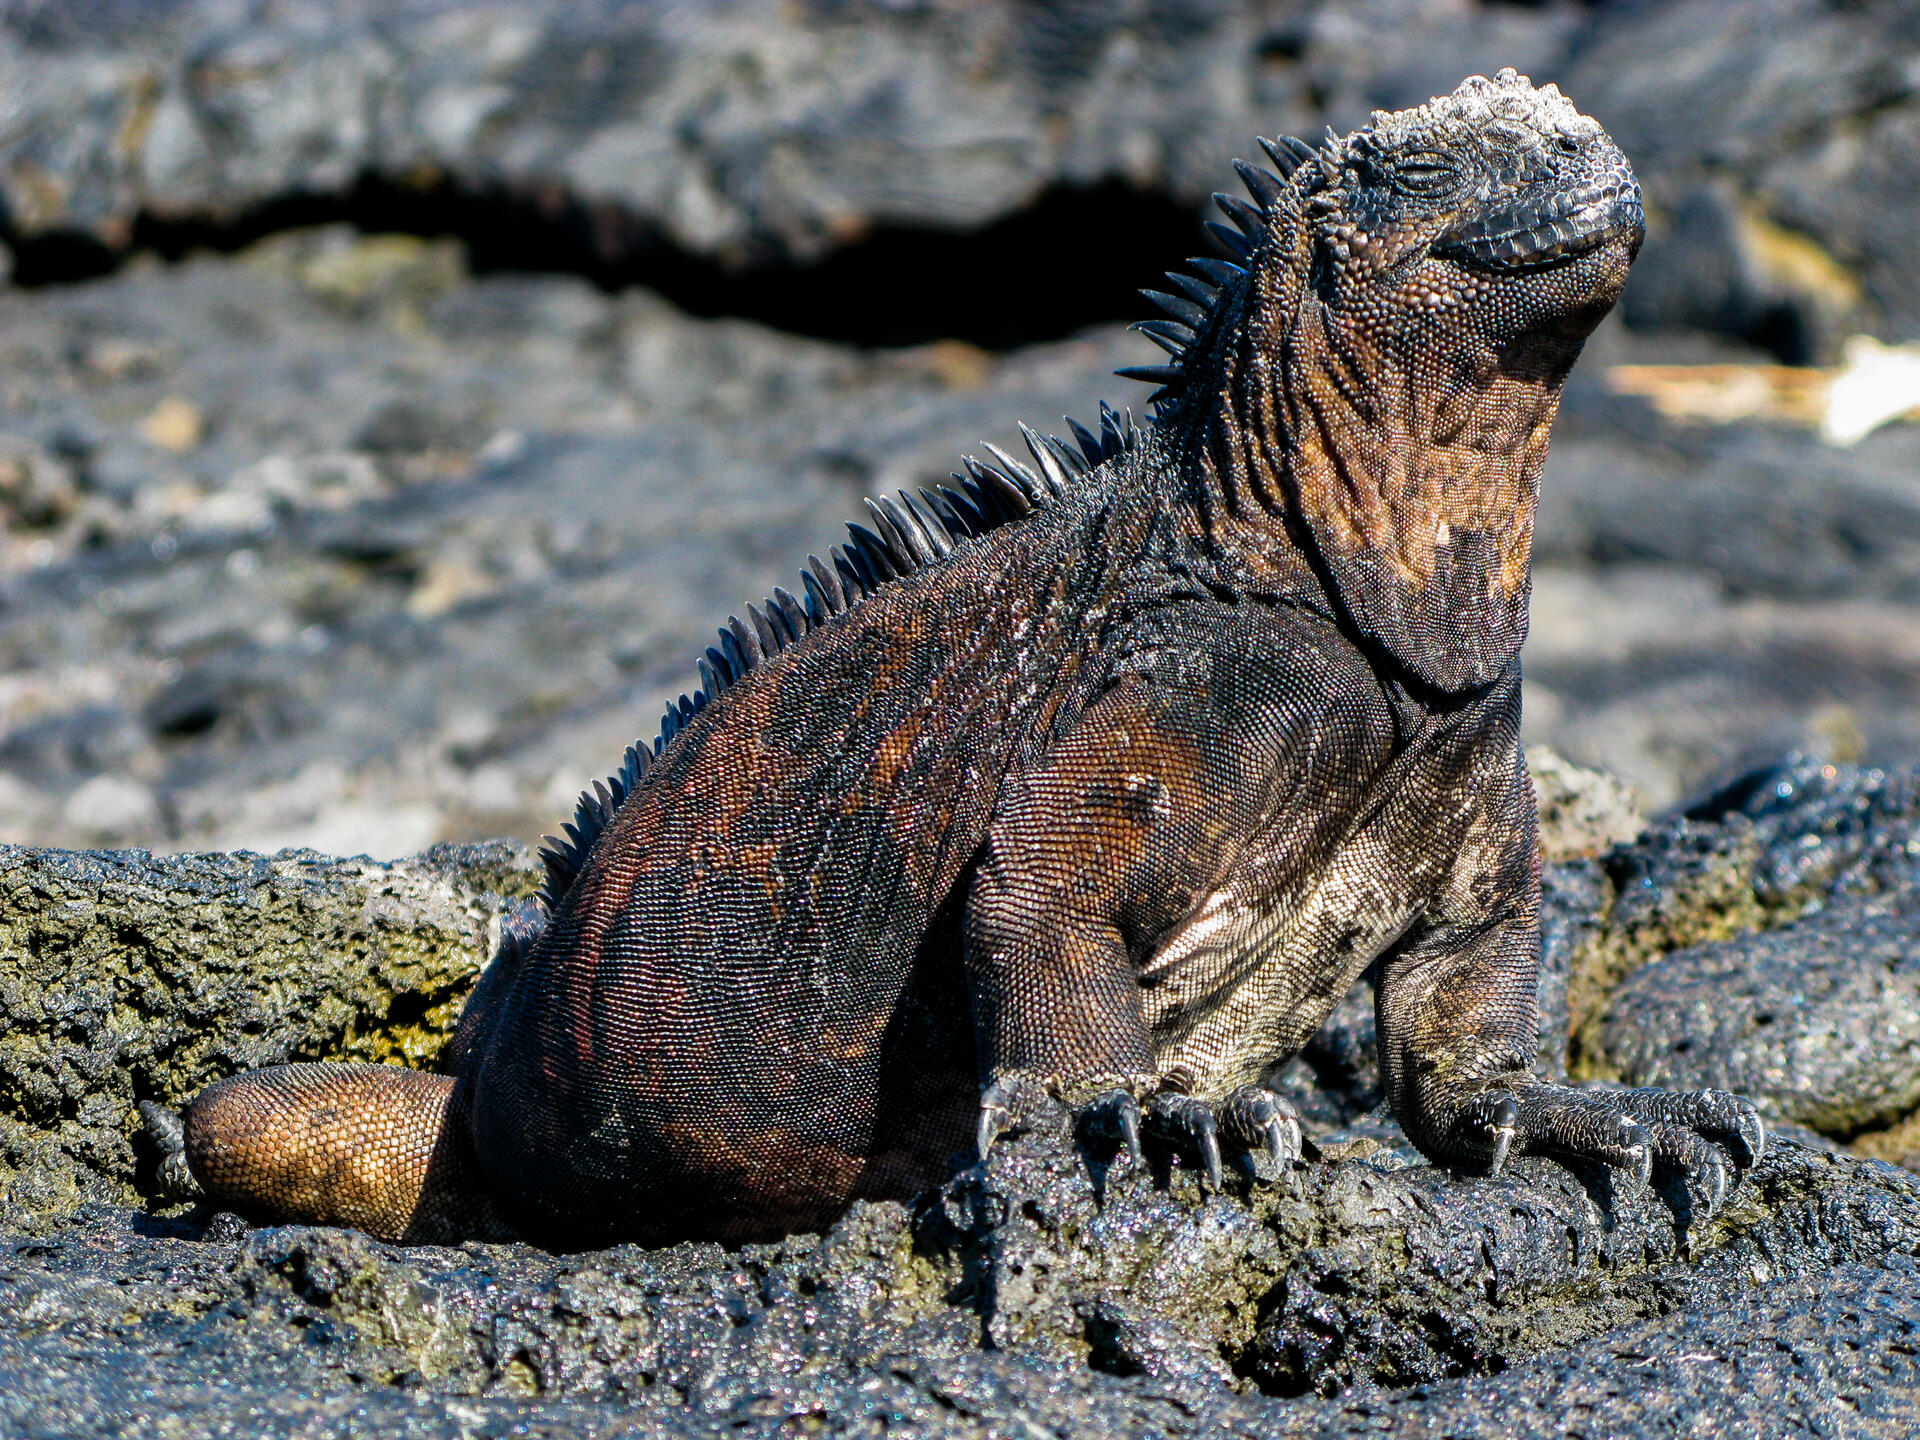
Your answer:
[1436,175,1644,273]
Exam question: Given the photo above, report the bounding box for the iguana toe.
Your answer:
[1146,1092,1224,1189]
[1077,1088,1144,1162]
[1217,1084,1304,1169]
[1695,1088,1768,1167]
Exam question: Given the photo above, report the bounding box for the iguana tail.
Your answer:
[144,1063,514,1244]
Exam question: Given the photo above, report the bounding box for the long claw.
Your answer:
[1737,1105,1767,1168]
[1622,1118,1653,1188]
[1482,1093,1519,1178]
[977,1080,1013,1162]
[1263,1117,1288,1165]
[1117,1097,1142,1161]
[1199,1121,1223,1190]
[1703,1148,1729,1214]
[1078,1088,1144,1162]
[1487,1123,1513,1178]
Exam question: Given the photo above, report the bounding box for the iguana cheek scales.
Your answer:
[153,69,1762,1249]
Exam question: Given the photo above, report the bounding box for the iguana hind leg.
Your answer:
[148,1062,512,1244]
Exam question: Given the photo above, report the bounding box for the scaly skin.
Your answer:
[155,71,1763,1249]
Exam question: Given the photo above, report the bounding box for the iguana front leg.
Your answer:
[964,653,1368,1182]
[1375,757,1764,1213]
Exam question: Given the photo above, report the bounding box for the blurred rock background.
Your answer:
[2,0,1920,857]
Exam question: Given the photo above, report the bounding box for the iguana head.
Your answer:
[1142,70,1642,694]
[1307,71,1642,345]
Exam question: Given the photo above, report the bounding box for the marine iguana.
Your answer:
[149,70,1764,1248]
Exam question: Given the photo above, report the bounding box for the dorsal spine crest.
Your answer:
[1116,140,1311,408]
[533,409,1140,911]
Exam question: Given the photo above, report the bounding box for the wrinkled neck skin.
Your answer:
[1168,209,1587,697]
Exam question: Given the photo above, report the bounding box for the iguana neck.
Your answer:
[1164,215,1582,695]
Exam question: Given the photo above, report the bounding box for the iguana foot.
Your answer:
[1461,1082,1764,1216]
[977,1078,1303,1190]
[138,1099,204,1200]
[1142,1086,1305,1187]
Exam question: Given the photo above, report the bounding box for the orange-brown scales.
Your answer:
[150,71,1764,1249]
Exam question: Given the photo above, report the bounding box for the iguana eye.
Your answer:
[1394,154,1458,195]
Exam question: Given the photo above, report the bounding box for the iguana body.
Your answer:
[158,71,1762,1248]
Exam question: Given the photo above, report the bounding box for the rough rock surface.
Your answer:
[1,1119,1915,1438]
[8,757,1920,1434]
[1600,894,1920,1137]
[0,1,1572,272]
[1579,757,1920,1156]
[1528,743,1644,863]
[0,229,1145,857]
[0,841,536,1223]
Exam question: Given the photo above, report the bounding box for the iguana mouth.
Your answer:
[1437,181,1644,271]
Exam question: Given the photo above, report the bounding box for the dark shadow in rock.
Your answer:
[124,1206,219,1242]
[7,172,1207,353]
